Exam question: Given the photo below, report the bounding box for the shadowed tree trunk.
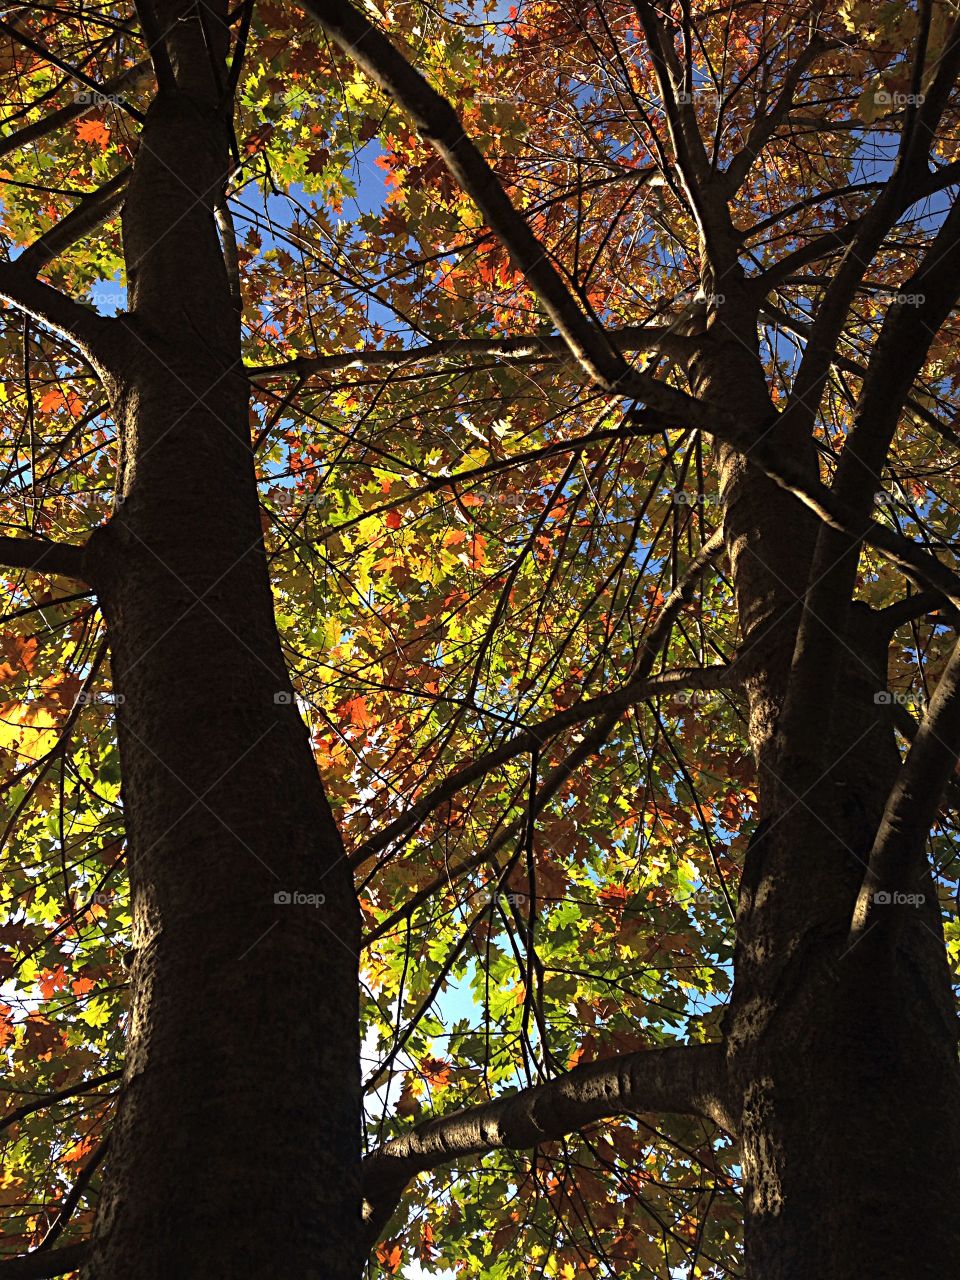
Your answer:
[76,4,362,1277]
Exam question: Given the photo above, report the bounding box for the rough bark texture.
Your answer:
[77,5,361,1278]
[700,297,960,1278]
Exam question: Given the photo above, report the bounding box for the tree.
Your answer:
[0,0,959,1276]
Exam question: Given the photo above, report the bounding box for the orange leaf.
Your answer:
[62,1133,98,1165]
[420,1055,451,1087]
[342,695,374,729]
[375,1243,403,1275]
[39,388,66,414]
[76,119,110,149]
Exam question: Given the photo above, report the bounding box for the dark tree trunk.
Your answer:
[80,5,361,1278]
[702,314,960,1277]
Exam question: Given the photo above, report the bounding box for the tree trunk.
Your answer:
[80,5,361,1277]
[702,317,960,1276]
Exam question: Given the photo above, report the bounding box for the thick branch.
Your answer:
[0,535,87,581]
[0,1245,88,1279]
[852,635,960,934]
[361,1042,731,1246]
[0,266,115,367]
[246,324,696,380]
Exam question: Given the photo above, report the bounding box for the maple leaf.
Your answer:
[375,1242,403,1275]
[419,1055,452,1087]
[342,695,374,729]
[39,965,69,1000]
[75,118,110,149]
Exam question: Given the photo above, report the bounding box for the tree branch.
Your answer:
[852,635,960,935]
[0,19,145,123]
[0,1245,88,1279]
[245,324,696,380]
[351,664,734,867]
[0,535,87,581]
[353,530,726,866]
[361,1042,731,1247]
[0,59,151,162]
[0,266,116,368]
[0,1070,121,1136]
[722,39,830,195]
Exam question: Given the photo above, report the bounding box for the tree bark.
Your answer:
[79,5,361,1278]
[700,311,960,1276]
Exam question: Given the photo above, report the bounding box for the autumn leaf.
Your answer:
[75,118,110,149]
